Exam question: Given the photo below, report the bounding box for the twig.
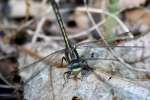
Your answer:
[84,0,102,36]
[48,65,55,100]
[76,7,134,38]
[0,84,18,89]
[25,0,30,21]
[31,17,47,45]
[0,74,12,86]
[0,94,17,99]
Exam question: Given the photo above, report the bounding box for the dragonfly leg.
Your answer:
[63,71,71,80]
[63,71,71,87]
[61,56,67,67]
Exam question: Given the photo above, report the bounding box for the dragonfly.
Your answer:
[49,0,94,80]
[20,0,145,84]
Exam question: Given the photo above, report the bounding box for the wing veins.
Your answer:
[20,49,65,72]
[76,40,144,48]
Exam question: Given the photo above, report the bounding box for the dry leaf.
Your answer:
[119,0,146,10]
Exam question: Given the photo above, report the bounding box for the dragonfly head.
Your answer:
[68,59,89,78]
[68,62,82,77]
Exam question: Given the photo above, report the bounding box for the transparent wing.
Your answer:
[20,40,144,71]
[75,40,147,72]
[19,47,66,85]
[20,48,66,72]
[76,40,144,49]
[76,40,144,62]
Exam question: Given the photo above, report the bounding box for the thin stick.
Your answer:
[31,17,47,45]
[25,0,30,21]
[0,84,18,89]
[0,74,12,86]
[76,7,133,38]
[48,65,55,100]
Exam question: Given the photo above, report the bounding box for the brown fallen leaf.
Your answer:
[119,0,146,10]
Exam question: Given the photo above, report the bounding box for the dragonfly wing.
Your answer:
[20,48,66,72]
[45,49,67,68]
[76,40,144,66]
[76,40,147,73]
[76,40,144,49]
[19,48,67,84]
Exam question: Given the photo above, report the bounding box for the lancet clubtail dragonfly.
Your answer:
[20,0,144,83]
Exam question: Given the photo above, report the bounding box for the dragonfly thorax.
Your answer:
[68,59,89,76]
[68,59,86,69]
